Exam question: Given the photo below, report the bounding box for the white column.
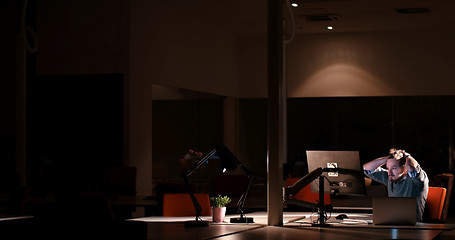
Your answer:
[267,0,284,226]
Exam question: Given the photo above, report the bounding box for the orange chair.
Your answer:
[425,186,447,222]
[286,177,332,206]
[163,193,211,217]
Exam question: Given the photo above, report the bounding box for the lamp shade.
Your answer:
[216,146,238,171]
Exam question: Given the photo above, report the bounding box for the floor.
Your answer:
[437,214,455,239]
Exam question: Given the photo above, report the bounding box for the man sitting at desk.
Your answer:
[363,148,429,221]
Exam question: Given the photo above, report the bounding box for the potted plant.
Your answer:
[210,195,231,223]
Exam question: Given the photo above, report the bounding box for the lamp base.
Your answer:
[311,223,331,227]
[184,220,210,228]
[230,217,254,223]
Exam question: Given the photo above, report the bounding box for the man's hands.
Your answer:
[389,148,409,160]
[363,155,389,171]
[389,148,418,173]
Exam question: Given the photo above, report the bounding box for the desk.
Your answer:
[285,212,454,230]
[0,216,33,222]
[215,226,442,240]
[145,223,263,239]
[130,212,454,240]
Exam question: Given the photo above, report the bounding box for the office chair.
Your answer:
[425,187,447,222]
[162,193,211,217]
[155,182,194,216]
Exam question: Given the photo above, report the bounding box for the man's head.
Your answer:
[389,148,408,165]
[386,149,407,182]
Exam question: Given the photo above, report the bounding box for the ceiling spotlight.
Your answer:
[327,26,333,30]
[396,7,430,14]
[291,3,298,7]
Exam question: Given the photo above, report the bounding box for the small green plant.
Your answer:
[210,195,231,208]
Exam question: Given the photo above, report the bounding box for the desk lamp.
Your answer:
[182,145,254,227]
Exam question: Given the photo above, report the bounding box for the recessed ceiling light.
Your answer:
[291,3,298,8]
[327,26,333,30]
[395,7,431,14]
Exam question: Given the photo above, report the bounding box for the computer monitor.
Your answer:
[306,150,365,196]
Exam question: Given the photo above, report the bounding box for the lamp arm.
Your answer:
[236,173,253,215]
[286,167,323,196]
[182,172,203,220]
[184,148,217,177]
[285,198,318,209]
[282,167,324,209]
[232,158,254,217]
[181,148,217,221]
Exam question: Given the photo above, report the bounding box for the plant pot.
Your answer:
[212,207,226,223]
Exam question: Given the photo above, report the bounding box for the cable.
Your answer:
[283,0,296,45]
[21,0,38,53]
[308,199,332,225]
[340,219,370,225]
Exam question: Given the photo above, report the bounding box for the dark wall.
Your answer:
[239,99,268,182]
[287,96,455,178]
[152,98,224,184]
[26,74,124,194]
[0,0,23,192]
[230,96,455,181]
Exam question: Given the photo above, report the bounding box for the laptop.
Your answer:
[373,197,416,225]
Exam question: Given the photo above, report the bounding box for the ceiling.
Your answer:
[163,0,455,35]
[287,0,455,34]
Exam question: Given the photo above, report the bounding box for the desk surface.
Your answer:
[285,212,454,230]
[135,222,444,240]
[132,212,454,229]
[131,212,454,240]
[218,226,442,240]
[0,216,33,222]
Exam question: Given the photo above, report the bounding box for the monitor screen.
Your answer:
[306,150,365,196]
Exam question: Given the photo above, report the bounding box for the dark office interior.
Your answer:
[2,0,455,239]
